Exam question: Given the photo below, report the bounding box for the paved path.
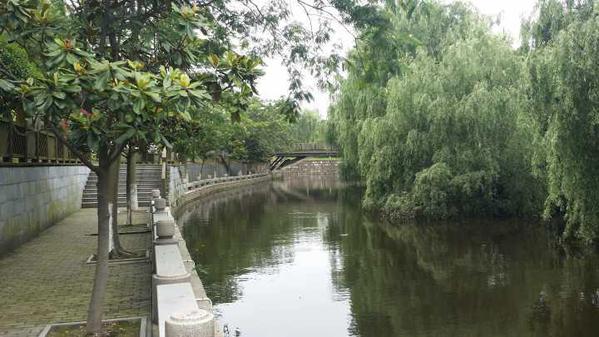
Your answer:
[0,209,152,337]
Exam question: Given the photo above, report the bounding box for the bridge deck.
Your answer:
[271,149,339,170]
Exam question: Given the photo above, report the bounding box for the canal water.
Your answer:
[177,177,599,337]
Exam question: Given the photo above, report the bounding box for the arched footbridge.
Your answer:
[270,143,338,170]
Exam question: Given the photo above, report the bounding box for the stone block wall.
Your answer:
[0,166,89,256]
[168,165,185,207]
[277,159,340,177]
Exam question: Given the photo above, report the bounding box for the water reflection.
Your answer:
[177,177,599,337]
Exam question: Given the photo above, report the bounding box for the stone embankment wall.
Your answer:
[0,166,89,256]
[276,159,340,177]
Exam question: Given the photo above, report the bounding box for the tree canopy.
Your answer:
[331,1,543,219]
[524,0,599,242]
[330,0,599,243]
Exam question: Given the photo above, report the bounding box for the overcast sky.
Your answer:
[256,0,538,119]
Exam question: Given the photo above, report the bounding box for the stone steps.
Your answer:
[81,164,164,208]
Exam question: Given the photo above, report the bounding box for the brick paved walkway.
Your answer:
[0,209,152,337]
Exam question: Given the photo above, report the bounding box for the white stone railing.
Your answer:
[150,193,215,337]
[149,172,270,336]
[183,172,269,191]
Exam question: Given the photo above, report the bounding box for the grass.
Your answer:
[46,320,140,337]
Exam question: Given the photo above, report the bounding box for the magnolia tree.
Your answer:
[1,0,353,334]
[0,1,260,335]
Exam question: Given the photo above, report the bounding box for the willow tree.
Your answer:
[331,0,544,220]
[363,34,542,219]
[524,0,599,242]
[330,1,487,179]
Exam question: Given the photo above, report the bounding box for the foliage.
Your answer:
[171,98,293,163]
[0,37,41,82]
[331,1,544,220]
[0,36,41,119]
[0,1,240,164]
[239,100,293,161]
[329,1,485,180]
[525,0,599,242]
[520,0,595,51]
[288,110,328,145]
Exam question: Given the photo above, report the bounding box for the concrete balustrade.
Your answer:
[155,220,177,245]
[151,209,172,236]
[149,171,271,336]
[165,308,214,337]
[183,173,268,192]
[154,198,167,211]
[156,220,175,238]
[152,244,191,322]
[151,202,216,337]
[156,283,213,337]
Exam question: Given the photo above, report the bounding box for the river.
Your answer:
[176,176,599,337]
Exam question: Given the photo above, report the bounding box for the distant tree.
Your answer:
[240,100,294,162]
[289,110,328,145]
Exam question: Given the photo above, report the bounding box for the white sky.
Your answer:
[256,0,538,119]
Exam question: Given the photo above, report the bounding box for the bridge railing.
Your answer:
[284,143,338,152]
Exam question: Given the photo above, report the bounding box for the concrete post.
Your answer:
[156,220,175,238]
[165,309,214,337]
[155,198,167,211]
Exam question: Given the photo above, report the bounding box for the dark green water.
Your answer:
[177,177,599,337]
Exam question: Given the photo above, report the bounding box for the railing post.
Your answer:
[0,121,8,163]
[26,130,35,163]
[161,148,167,199]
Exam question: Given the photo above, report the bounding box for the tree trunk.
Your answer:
[109,156,122,256]
[219,155,230,175]
[126,149,138,225]
[199,159,204,180]
[108,156,133,258]
[86,151,113,335]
